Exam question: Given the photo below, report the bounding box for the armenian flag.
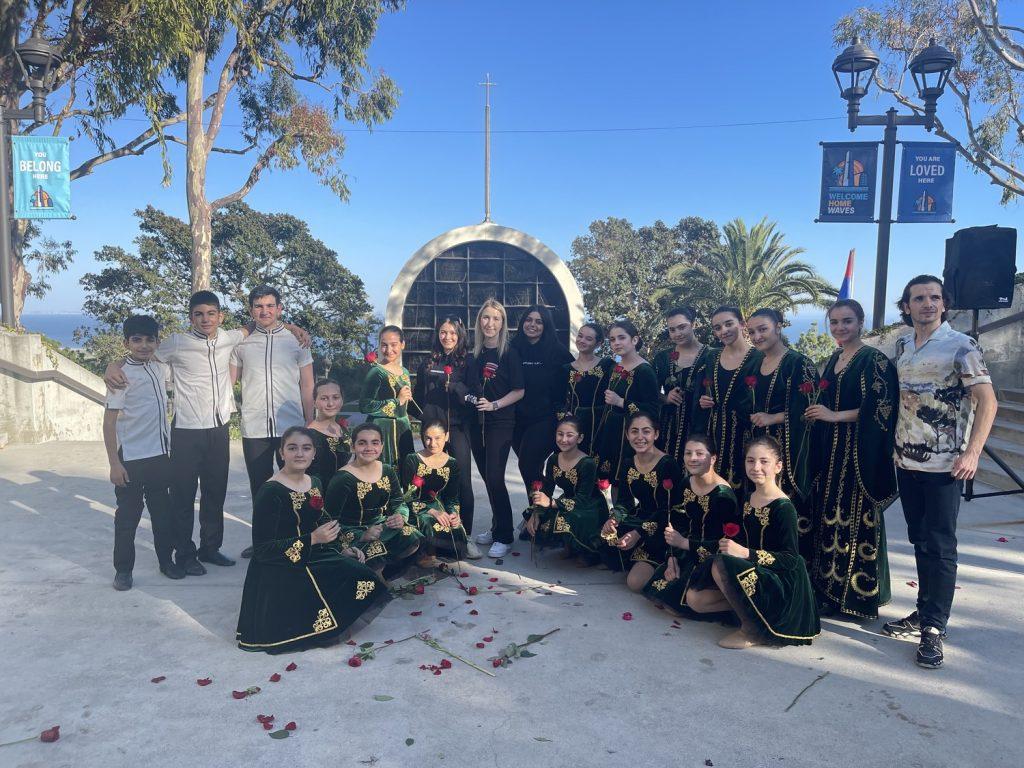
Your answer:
[838,249,855,300]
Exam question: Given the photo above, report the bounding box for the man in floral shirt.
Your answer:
[885,275,997,670]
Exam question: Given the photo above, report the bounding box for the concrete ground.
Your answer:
[1,442,1022,768]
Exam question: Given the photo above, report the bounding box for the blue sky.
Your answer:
[22,1,1022,327]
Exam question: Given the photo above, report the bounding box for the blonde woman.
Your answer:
[466,299,525,558]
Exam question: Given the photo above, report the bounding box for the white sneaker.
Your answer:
[463,541,483,560]
[488,542,511,558]
[475,530,494,546]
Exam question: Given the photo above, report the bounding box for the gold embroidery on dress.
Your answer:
[377,475,392,493]
[650,579,669,591]
[433,521,452,533]
[601,530,620,545]
[364,540,386,558]
[756,550,776,566]
[627,467,659,488]
[554,516,571,533]
[697,546,710,562]
[289,491,305,512]
[641,520,658,534]
[754,506,770,528]
[326,436,339,451]
[340,531,355,547]
[561,498,576,513]
[627,403,639,414]
[312,608,335,633]
[355,580,376,600]
[631,545,650,562]
[739,570,758,597]
[381,401,397,417]
[401,525,416,536]
[411,501,426,512]
[356,481,372,500]
[416,462,428,477]
[285,539,304,563]
[682,488,697,505]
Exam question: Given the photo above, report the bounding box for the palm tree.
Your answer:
[656,217,837,319]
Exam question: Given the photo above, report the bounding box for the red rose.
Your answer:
[744,375,757,389]
[476,642,486,648]
[308,494,324,510]
[285,722,297,731]
[670,351,679,361]
[440,659,452,669]
[412,475,425,488]
[427,490,437,500]
[269,673,281,682]
[818,378,830,391]
[364,351,377,363]
[257,714,275,724]
[483,635,493,642]
[488,577,498,583]
[40,726,60,743]
[413,584,425,595]
[662,478,673,491]
[722,522,741,538]
[702,377,712,389]
[622,612,633,621]
[614,364,626,376]
[337,416,349,428]
[997,537,1009,543]
[232,690,248,700]
[798,381,814,395]
[531,481,543,492]
[467,586,478,595]
[492,659,502,668]
[196,678,212,686]
[597,479,611,491]
[348,656,361,667]
[459,572,469,578]
[263,721,273,731]
[285,662,297,671]
[444,365,453,375]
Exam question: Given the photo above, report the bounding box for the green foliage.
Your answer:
[656,218,837,320]
[21,222,76,301]
[78,203,377,368]
[834,0,1022,203]
[568,216,720,347]
[793,322,837,367]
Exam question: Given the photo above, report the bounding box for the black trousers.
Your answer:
[113,453,179,572]
[447,423,476,535]
[897,467,962,633]
[242,437,283,499]
[470,421,515,544]
[513,416,555,495]
[170,424,230,561]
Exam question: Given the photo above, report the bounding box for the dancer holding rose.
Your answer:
[652,307,708,464]
[560,323,615,455]
[360,325,419,468]
[307,379,351,490]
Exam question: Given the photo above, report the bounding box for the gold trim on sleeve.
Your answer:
[285,539,304,563]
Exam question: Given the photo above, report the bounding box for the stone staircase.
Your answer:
[976,387,1024,494]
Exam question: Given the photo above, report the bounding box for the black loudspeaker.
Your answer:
[943,226,1017,310]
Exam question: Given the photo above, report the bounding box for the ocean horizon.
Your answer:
[20,313,98,348]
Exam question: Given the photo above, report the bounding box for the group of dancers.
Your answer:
[104,274,996,668]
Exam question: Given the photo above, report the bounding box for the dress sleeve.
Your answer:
[554,455,591,514]
[688,351,715,435]
[854,351,899,508]
[619,364,661,417]
[441,461,461,515]
[413,360,428,408]
[611,472,638,535]
[399,453,416,490]
[691,486,741,554]
[360,365,399,418]
[252,488,312,567]
[385,467,411,522]
[325,471,352,522]
[781,352,818,499]
[448,361,470,402]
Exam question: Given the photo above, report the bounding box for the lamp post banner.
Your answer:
[10,135,71,219]
[818,142,879,222]
[897,141,955,223]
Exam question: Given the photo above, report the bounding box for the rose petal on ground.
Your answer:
[150,676,166,683]
[263,722,273,731]
[997,537,1009,543]
[440,659,452,669]
[232,690,248,699]
[196,678,212,686]
[622,612,633,621]
[285,662,298,671]
[285,722,297,731]
[469,610,479,615]
[476,642,485,648]
[269,673,281,682]
[410,611,422,616]
[488,577,499,582]
[40,726,60,743]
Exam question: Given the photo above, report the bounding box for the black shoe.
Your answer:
[113,572,133,591]
[180,558,207,576]
[916,627,944,669]
[240,545,254,559]
[197,549,236,567]
[882,610,922,641]
[160,562,187,580]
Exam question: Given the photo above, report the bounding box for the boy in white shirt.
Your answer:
[103,315,185,590]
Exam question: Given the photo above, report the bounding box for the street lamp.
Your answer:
[832,36,957,329]
[1,34,63,327]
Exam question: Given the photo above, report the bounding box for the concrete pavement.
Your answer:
[1,441,1022,768]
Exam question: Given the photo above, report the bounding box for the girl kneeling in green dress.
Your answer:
[326,422,423,577]
[237,427,388,653]
[524,415,609,563]
[400,418,467,568]
[685,435,819,649]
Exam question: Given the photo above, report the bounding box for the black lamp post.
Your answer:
[832,36,956,330]
[1,34,63,327]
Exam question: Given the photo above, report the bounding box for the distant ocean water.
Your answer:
[20,313,97,348]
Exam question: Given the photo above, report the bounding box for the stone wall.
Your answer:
[0,331,105,447]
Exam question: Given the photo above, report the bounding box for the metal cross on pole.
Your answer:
[478,73,497,223]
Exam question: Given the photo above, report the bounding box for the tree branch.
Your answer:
[967,0,1024,70]
[263,57,331,92]
[209,137,285,210]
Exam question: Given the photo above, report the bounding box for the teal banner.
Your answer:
[11,135,71,219]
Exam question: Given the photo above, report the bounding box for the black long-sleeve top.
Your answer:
[513,338,574,425]
[414,352,471,428]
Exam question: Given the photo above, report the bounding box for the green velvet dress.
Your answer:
[559,358,615,455]
[750,349,818,552]
[809,346,897,619]
[325,465,423,568]
[399,452,467,548]
[710,497,820,646]
[594,362,660,482]
[527,453,609,555]
[308,423,351,490]
[360,364,417,467]
[652,346,710,464]
[690,346,764,491]
[602,454,683,571]
[643,477,740,609]
[236,479,388,653]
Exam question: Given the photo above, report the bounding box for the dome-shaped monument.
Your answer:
[385,223,585,374]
